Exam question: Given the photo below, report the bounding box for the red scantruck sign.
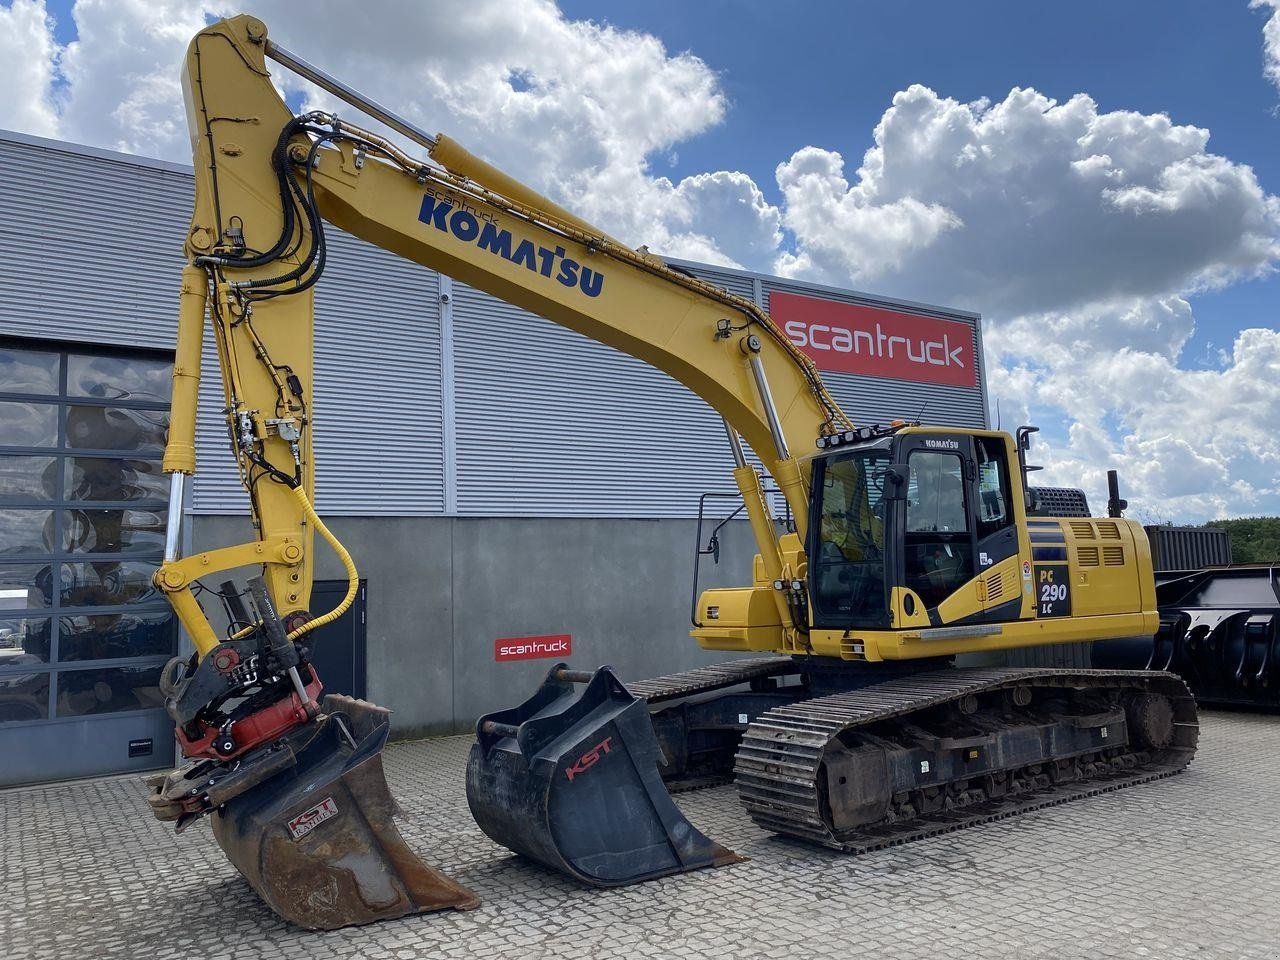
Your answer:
[770,291,977,388]
[494,634,572,662]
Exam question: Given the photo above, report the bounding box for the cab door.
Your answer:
[969,434,1023,621]
[899,440,975,613]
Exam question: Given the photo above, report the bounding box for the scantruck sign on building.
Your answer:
[771,291,977,388]
[495,633,573,662]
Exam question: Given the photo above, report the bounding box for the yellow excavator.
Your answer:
[146,14,1199,930]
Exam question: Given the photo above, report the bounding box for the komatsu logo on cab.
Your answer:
[418,194,605,298]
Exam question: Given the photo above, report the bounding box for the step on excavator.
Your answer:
[142,13,1234,929]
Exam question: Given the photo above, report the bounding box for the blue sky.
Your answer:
[556,0,1279,367]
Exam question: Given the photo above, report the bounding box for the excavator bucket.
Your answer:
[205,695,478,929]
[465,663,742,886]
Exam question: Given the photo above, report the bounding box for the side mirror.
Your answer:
[884,463,909,498]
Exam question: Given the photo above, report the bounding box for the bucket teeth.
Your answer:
[466,662,742,887]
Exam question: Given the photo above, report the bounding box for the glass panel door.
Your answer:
[0,340,177,784]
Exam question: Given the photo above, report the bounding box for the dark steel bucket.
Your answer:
[210,695,479,929]
[465,663,742,886]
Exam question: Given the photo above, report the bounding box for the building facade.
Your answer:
[0,130,988,785]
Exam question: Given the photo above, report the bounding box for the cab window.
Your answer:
[975,436,1013,538]
[904,450,973,609]
[906,451,966,533]
[810,450,890,625]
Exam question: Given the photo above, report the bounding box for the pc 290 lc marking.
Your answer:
[418,192,605,297]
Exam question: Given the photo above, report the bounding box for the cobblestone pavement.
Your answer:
[2,711,1278,960]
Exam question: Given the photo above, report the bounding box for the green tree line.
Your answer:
[1209,517,1280,563]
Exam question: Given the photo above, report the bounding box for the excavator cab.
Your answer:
[807,424,1023,631]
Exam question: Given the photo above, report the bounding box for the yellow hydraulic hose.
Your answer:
[286,484,359,641]
[225,485,359,644]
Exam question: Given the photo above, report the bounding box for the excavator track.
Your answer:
[734,667,1199,853]
[626,657,800,704]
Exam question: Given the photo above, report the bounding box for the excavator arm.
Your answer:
[147,14,851,929]
[160,14,849,671]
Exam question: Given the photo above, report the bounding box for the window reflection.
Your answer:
[0,509,55,554]
[68,354,172,403]
[59,612,176,662]
[0,616,50,665]
[0,563,55,607]
[0,671,49,723]
[65,457,166,502]
[0,347,59,395]
[0,456,58,501]
[60,561,161,608]
[56,664,165,717]
[62,509,165,554]
[65,406,167,451]
[0,401,58,447]
[0,345,174,727]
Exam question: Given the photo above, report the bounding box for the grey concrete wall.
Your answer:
[192,514,761,738]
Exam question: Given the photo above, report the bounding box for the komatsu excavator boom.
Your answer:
[147,14,1200,930]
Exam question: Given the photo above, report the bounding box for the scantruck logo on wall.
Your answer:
[771,291,977,388]
[494,633,573,662]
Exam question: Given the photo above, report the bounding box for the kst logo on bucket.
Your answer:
[287,797,339,841]
[771,291,977,388]
[494,634,573,662]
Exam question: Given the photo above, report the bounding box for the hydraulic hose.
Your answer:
[286,484,359,641]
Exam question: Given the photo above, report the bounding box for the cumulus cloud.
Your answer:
[0,1,1277,520]
[1256,0,1280,94]
[57,0,210,158]
[0,0,61,138]
[0,0,766,264]
[1001,328,1280,521]
[775,85,1278,323]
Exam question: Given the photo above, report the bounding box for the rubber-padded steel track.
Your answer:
[734,667,1199,853]
[627,657,799,704]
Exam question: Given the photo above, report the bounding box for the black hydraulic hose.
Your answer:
[239,130,332,296]
[195,116,308,270]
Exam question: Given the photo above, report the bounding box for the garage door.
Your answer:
[0,339,178,785]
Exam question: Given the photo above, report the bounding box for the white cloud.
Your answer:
[0,0,760,264]
[774,85,1278,323]
[1255,0,1280,94]
[0,0,61,138]
[0,2,1277,521]
[1002,327,1280,521]
[57,0,211,159]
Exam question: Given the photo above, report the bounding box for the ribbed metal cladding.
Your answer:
[0,132,445,516]
[451,281,736,517]
[1146,526,1232,572]
[1,132,987,520]
[0,135,189,350]
[191,233,445,515]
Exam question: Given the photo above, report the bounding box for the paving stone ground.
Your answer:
[2,710,1278,960]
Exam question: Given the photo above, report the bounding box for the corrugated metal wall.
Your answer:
[0,131,987,521]
[191,239,446,514]
[0,133,446,516]
[0,137,188,351]
[451,281,736,516]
